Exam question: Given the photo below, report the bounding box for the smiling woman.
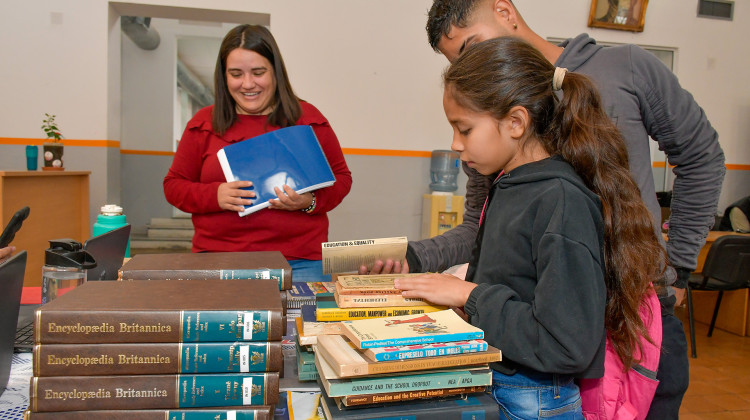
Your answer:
[163,24,353,282]
[225,48,277,116]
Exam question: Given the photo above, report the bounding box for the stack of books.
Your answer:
[285,282,334,382]
[117,250,296,367]
[298,303,343,345]
[24,279,285,419]
[117,250,292,328]
[316,274,448,323]
[294,333,318,382]
[314,309,502,418]
[286,281,334,316]
[297,274,448,344]
[295,273,451,382]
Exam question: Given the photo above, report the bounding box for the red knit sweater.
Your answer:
[163,102,352,260]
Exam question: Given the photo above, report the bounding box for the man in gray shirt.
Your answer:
[370,1,725,418]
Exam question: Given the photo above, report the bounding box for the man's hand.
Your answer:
[218,181,255,212]
[358,259,409,275]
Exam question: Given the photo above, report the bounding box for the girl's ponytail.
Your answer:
[553,69,667,369]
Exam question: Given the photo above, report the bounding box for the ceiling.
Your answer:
[177,35,222,91]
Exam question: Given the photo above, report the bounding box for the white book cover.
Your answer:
[321,237,407,275]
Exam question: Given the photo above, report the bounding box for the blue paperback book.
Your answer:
[217,125,335,216]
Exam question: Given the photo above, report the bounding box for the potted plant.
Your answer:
[41,113,64,170]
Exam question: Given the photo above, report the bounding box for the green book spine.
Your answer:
[319,390,499,419]
[182,311,272,342]
[174,374,270,407]
[182,342,274,373]
[220,269,285,290]
[173,411,264,420]
[323,368,492,397]
[297,369,319,382]
[295,349,317,374]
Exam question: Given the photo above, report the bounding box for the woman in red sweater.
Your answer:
[164,24,352,281]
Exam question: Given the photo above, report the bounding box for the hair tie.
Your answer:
[553,67,568,91]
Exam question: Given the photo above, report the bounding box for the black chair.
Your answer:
[685,235,750,358]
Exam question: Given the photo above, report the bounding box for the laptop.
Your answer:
[83,224,131,281]
[0,251,27,395]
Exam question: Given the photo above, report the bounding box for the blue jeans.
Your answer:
[491,369,583,420]
[288,259,331,283]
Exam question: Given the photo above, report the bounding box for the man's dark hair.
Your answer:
[426,0,483,51]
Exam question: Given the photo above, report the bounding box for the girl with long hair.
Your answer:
[395,36,666,419]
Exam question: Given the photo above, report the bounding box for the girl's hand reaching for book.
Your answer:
[269,185,313,211]
[218,181,255,212]
[394,273,477,308]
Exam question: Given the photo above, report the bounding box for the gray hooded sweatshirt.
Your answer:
[408,34,725,291]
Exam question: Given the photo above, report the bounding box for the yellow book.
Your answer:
[315,293,447,322]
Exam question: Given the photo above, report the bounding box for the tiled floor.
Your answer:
[677,305,750,419]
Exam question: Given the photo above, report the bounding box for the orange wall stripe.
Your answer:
[653,161,750,171]
[342,148,432,158]
[0,137,118,147]
[2,138,749,169]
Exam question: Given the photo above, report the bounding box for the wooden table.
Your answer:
[0,170,90,287]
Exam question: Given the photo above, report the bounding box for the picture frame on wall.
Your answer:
[588,0,649,32]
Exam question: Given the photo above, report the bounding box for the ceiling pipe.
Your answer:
[177,60,215,108]
[121,16,160,50]
[120,16,213,107]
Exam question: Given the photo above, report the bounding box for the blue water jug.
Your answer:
[429,150,460,192]
[92,204,131,257]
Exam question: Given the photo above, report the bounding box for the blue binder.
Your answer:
[217,125,336,216]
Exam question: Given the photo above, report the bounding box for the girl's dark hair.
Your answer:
[213,24,301,135]
[444,37,666,369]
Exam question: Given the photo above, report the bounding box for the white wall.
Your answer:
[1,0,747,225]
[521,1,748,164]
[0,1,112,139]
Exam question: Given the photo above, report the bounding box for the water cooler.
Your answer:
[421,150,465,239]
